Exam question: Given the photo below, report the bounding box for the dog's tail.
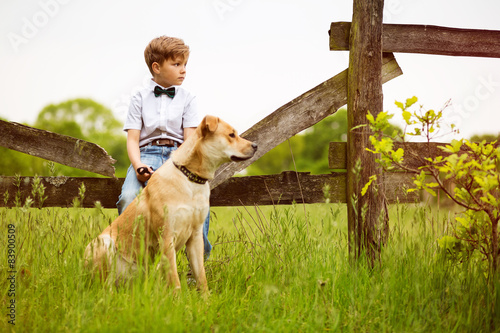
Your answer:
[84,234,116,280]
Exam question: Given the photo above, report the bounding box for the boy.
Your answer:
[117,36,212,258]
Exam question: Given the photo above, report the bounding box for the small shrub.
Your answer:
[367,97,500,274]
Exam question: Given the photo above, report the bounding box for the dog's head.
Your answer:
[198,115,257,164]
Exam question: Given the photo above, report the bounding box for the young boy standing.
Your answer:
[117,36,212,258]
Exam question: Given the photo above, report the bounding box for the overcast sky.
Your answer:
[2,0,500,140]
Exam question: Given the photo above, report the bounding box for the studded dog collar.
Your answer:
[173,162,208,185]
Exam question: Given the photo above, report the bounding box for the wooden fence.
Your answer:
[1,8,500,217]
[0,139,484,209]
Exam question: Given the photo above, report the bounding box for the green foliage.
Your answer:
[71,182,86,208]
[361,175,377,196]
[246,108,401,175]
[470,132,500,142]
[31,175,47,209]
[0,99,128,177]
[367,97,500,273]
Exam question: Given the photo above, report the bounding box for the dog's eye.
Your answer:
[229,133,236,138]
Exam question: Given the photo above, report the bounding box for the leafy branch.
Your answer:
[367,97,500,274]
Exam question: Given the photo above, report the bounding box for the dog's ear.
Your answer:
[201,115,219,136]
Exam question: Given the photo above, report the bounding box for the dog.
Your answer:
[84,115,257,292]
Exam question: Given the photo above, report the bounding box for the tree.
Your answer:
[35,98,128,177]
[470,133,500,142]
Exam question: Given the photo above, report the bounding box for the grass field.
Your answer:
[1,202,499,332]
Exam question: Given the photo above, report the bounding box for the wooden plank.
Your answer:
[0,120,116,178]
[329,142,348,169]
[0,172,417,209]
[0,176,123,208]
[329,141,500,170]
[210,53,402,189]
[211,171,417,206]
[330,22,500,58]
[346,0,386,261]
[211,172,347,206]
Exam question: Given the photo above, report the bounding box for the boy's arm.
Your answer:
[184,127,196,139]
[127,129,153,182]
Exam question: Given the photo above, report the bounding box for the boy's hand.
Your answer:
[135,165,154,183]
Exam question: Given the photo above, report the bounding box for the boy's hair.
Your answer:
[144,36,190,75]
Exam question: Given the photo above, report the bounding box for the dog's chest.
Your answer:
[170,185,209,249]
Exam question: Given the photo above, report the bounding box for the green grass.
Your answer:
[1,203,499,332]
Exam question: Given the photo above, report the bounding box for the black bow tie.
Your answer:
[154,86,175,98]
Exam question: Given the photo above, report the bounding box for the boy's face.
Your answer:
[152,56,188,87]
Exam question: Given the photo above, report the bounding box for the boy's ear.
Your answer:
[151,62,161,74]
[201,115,219,136]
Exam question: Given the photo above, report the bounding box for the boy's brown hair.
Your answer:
[144,36,190,75]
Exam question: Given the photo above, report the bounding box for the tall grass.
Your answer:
[1,202,498,332]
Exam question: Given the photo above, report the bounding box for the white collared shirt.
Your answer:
[123,79,201,147]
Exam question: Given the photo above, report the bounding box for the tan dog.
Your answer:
[84,115,257,292]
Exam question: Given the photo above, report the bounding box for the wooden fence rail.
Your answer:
[330,22,500,58]
[0,120,116,178]
[2,140,496,209]
[7,141,475,209]
[0,170,417,209]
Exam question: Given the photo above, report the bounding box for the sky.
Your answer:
[1,0,500,141]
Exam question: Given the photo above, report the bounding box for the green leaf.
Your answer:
[423,187,437,197]
[405,96,418,108]
[391,148,404,163]
[438,235,458,250]
[376,111,394,123]
[351,124,367,131]
[456,216,470,228]
[402,111,412,124]
[366,112,375,124]
[395,101,404,110]
[361,175,377,196]
[450,139,463,153]
[487,193,499,206]
[439,144,454,154]
[365,148,376,154]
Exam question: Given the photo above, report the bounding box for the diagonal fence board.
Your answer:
[330,22,500,58]
[0,172,417,209]
[0,120,116,178]
[211,53,403,189]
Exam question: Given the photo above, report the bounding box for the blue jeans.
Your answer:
[116,143,212,259]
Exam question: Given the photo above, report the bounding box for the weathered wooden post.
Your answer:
[347,0,388,264]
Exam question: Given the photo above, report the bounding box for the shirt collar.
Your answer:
[149,79,178,92]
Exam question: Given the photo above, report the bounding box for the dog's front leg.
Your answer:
[186,230,208,293]
[160,236,181,291]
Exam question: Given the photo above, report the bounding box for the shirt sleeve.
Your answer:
[123,92,143,131]
[182,95,202,128]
